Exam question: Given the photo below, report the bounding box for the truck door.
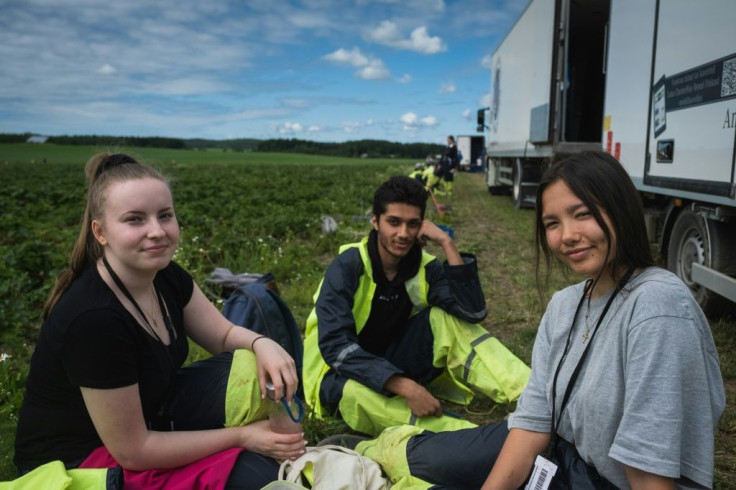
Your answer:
[645,0,736,197]
[559,0,610,144]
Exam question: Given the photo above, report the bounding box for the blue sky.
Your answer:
[0,0,526,145]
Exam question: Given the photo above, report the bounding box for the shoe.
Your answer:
[316,433,371,450]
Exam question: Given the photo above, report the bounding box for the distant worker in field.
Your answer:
[435,135,459,196]
[13,152,304,489]
[425,157,450,196]
[408,162,427,185]
[302,175,530,437]
[422,156,441,193]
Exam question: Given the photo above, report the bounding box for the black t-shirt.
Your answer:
[358,230,420,355]
[13,261,193,471]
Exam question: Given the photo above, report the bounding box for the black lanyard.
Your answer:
[102,256,179,428]
[101,255,175,344]
[548,267,634,455]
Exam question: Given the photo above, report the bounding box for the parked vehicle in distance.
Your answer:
[456,135,485,172]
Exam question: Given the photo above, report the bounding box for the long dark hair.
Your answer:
[534,151,654,298]
[43,152,169,318]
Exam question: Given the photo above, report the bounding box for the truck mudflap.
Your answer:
[692,264,736,304]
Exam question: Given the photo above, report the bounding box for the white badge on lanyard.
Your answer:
[524,455,558,490]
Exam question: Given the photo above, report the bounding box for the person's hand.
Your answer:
[417,220,463,265]
[240,420,307,461]
[385,375,441,417]
[406,385,441,417]
[417,219,451,247]
[403,381,442,418]
[252,337,298,402]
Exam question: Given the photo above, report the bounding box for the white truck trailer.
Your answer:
[478,0,736,314]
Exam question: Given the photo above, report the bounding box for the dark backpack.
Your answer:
[221,274,304,396]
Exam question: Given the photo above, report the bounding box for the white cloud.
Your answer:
[287,12,332,29]
[358,59,390,80]
[342,119,375,133]
[439,82,455,93]
[367,21,446,54]
[277,121,304,134]
[406,26,445,54]
[462,108,472,120]
[481,54,493,69]
[400,111,418,127]
[97,64,117,75]
[324,47,390,80]
[356,0,446,12]
[480,92,492,108]
[145,77,228,96]
[420,115,438,126]
[0,0,508,142]
[323,47,369,67]
[400,111,437,130]
[368,20,403,45]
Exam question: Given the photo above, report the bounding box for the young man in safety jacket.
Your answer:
[302,175,530,436]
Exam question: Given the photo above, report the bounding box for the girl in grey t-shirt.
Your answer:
[483,151,725,489]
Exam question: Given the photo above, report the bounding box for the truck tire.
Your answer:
[667,209,734,315]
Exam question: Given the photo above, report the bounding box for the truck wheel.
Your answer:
[667,209,734,315]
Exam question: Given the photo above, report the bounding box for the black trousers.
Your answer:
[407,421,509,489]
[404,421,615,490]
[166,351,280,490]
[320,308,443,414]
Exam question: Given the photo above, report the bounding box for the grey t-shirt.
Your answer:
[508,268,725,489]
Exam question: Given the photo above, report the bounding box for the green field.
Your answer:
[1,142,394,166]
[1,143,734,486]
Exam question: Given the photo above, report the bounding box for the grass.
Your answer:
[0,145,734,486]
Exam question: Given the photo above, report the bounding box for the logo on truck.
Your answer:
[652,53,736,137]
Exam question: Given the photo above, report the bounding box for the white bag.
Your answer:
[320,215,338,234]
[278,445,392,490]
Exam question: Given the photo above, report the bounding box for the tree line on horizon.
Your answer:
[1,133,443,159]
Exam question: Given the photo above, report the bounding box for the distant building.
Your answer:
[27,135,48,143]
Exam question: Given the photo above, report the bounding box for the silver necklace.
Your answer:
[139,285,160,329]
[582,298,592,343]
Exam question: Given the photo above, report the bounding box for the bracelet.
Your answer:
[250,335,267,350]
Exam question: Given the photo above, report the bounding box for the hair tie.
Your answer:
[251,335,267,350]
[94,153,137,179]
